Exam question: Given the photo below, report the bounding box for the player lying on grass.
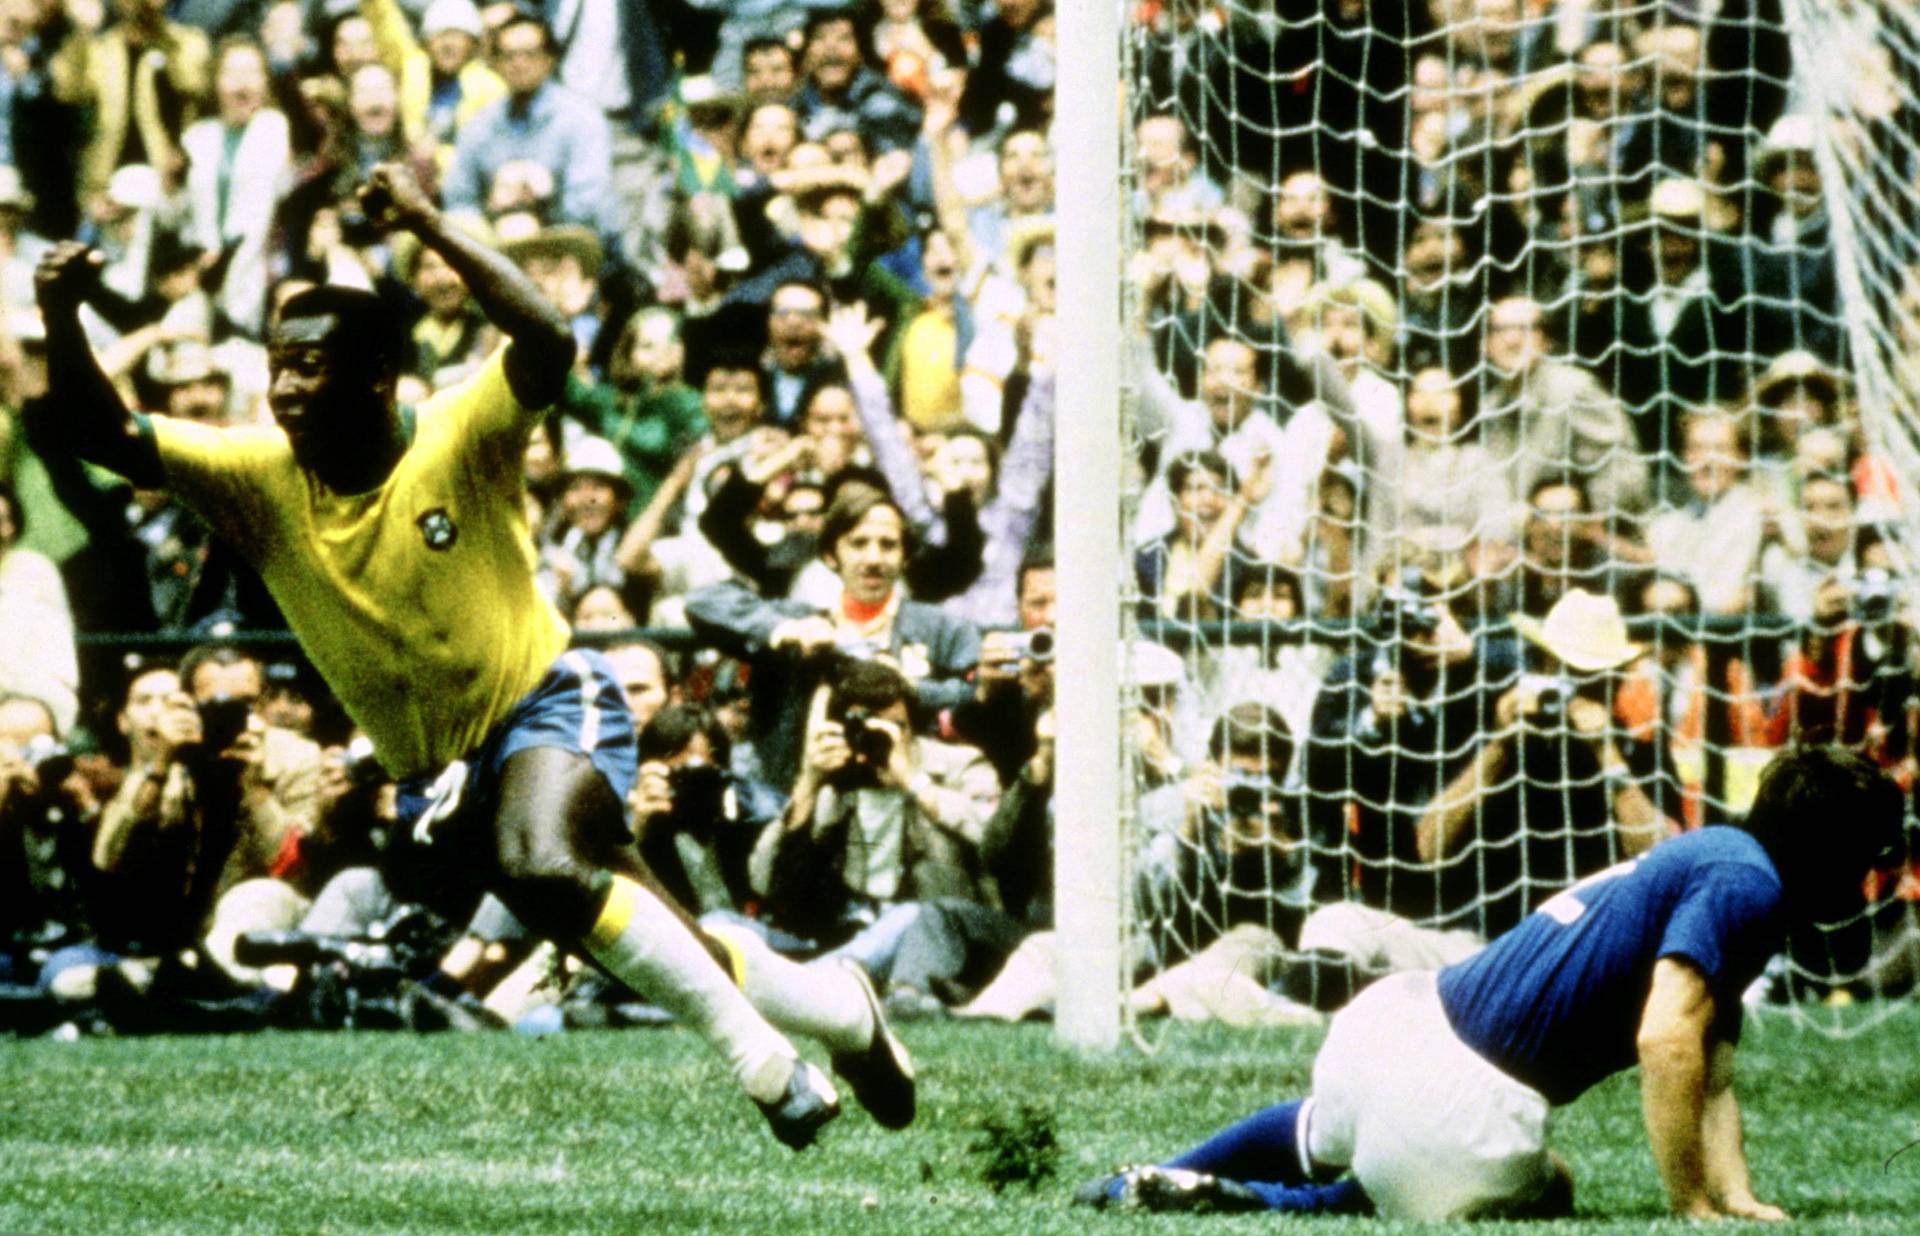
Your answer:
[1077,745,1904,1220]
[31,163,912,1150]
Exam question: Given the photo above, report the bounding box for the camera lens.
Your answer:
[1225,784,1266,817]
[1027,629,1054,663]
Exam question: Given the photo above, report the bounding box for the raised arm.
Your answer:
[357,163,575,409]
[33,243,162,488]
[828,303,940,533]
[1415,730,1509,862]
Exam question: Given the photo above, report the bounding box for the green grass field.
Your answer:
[2,1012,1918,1234]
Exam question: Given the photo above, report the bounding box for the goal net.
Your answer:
[1111,0,1920,1036]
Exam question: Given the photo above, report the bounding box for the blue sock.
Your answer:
[1164,1098,1312,1186]
[1241,1177,1369,1214]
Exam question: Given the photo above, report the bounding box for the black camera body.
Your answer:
[840,707,895,766]
[196,695,253,757]
[1370,572,1441,650]
[1519,673,1576,728]
[1220,770,1274,820]
[666,759,728,832]
[1854,568,1900,626]
[341,733,388,790]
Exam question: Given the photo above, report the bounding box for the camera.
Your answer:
[1004,628,1055,665]
[1370,580,1439,642]
[341,734,387,789]
[1854,568,1900,626]
[21,733,72,787]
[666,758,727,829]
[1519,672,1575,727]
[839,707,895,767]
[196,694,253,756]
[337,207,385,248]
[1220,770,1276,819]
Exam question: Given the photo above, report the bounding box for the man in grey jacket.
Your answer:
[687,485,980,789]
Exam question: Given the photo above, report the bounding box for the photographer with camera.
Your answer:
[630,703,783,919]
[1415,590,1676,940]
[687,483,981,790]
[1139,702,1313,963]
[1767,540,1918,759]
[1302,561,1518,929]
[747,658,1012,1012]
[82,654,318,988]
[952,553,1057,929]
[0,694,102,1003]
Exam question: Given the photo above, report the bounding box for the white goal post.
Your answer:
[1051,0,1127,1050]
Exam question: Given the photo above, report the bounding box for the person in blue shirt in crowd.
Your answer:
[1076,745,1906,1221]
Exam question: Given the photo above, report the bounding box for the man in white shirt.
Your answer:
[1759,470,1858,626]
[1647,411,1766,615]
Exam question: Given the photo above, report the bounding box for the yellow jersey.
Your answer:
[150,347,568,779]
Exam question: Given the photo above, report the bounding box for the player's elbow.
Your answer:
[1636,1027,1707,1079]
[521,310,576,376]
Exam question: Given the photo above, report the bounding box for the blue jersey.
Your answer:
[1435,827,1783,1105]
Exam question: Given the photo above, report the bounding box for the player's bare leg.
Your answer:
[489,747,838,1148]
[576,778,914,1128]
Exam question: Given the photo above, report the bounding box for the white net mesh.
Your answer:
[1115,0,1920,1034]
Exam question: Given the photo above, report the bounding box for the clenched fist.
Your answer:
[356,162,438,234]
[34,241,102,315]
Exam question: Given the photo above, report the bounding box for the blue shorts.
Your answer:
[394,649,639,842]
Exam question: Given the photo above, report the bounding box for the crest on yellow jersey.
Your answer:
[417,509,458,551]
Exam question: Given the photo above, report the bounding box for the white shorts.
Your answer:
[1307,970,1555,1220]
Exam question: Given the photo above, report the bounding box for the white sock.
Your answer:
[582,877,795,1103]
[704,920,874,1054]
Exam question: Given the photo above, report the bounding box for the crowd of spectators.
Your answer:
[2,0,1919,1035]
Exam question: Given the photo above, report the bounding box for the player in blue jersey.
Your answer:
[1076,746,1905,1220]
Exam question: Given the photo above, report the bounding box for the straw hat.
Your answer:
[500,225,604,282]
[1511,590,1642,672]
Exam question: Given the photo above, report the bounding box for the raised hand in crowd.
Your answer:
[630,760,676,834]
[866,149,915,204]
[824,302,885,372]
[741,433,814,487]
[769,614,838,657]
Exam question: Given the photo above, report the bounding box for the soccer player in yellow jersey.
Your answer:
[33,163,913,1149]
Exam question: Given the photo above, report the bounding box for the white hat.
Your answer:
[562,436,632,495]
[1758,114,1817,168]
[1128,639,1185,690]
[1512,590,1642,673]
[148,340,229,387]
[106,164,163,212]
[422,0,483,40]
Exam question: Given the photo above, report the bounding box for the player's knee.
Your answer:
[493,827,599,939]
